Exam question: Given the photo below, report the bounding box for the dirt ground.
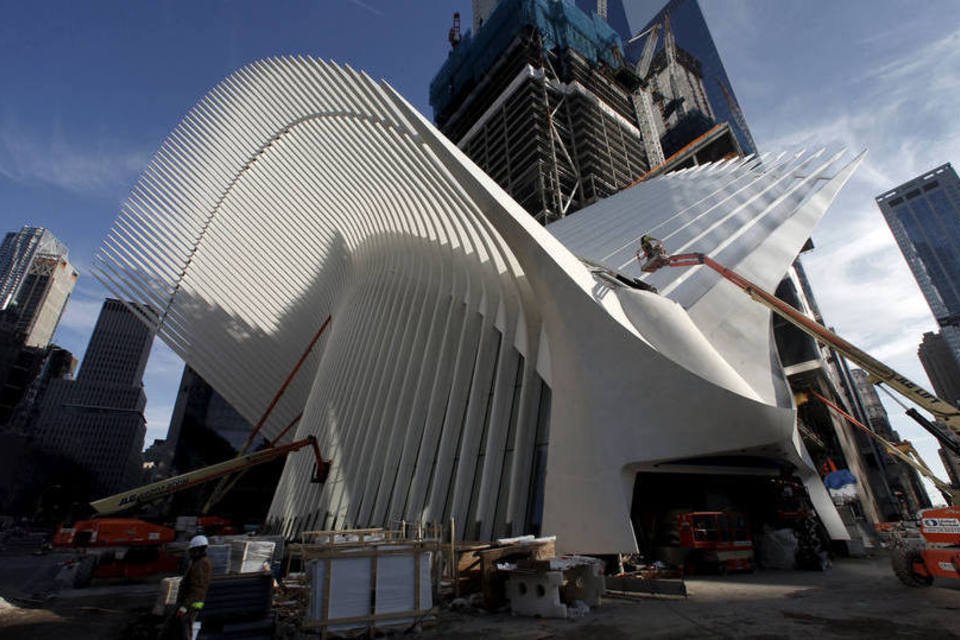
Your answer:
[1,551,958,639]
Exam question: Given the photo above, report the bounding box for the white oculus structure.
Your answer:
[95,57,862,553]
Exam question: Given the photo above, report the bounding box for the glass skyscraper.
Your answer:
[577,0,757,157]
[876,163,960,359]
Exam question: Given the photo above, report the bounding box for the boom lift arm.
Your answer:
[637,241,960,447]
[90,315,335,517]
[803,389,959,505]
[90,435,330,516]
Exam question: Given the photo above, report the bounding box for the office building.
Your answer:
[876,163,960,360]
[34,299,153,497]
[878,163,960,495]
[579,0,756,160]
[919,331,960,406]
[849,369,930,515]
[162,365,280,522]
[0,343,75,428]
[93,57,867,552]
[0,227,77,425]
[918,330,960,489]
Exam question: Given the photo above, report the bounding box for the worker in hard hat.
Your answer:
[638,234,668,272]
[639,234,661,259]
[161,534,212,640]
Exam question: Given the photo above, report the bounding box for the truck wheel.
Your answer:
[891,546,933,587]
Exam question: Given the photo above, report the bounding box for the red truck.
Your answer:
[678,511,754,574]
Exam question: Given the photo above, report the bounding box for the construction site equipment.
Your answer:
[637,239,960,586]
[636,242,960,444]
[890,505,960,587]
[89,435,330,516]
[202,314,332,513]
[803,389,960,586]
[89,315,333,518]
[52,518,180,584]
[677,511,754,574]
[804,388,958,505]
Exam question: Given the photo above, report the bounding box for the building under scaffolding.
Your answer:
[431,0,651,223]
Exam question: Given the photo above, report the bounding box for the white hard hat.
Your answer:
[189,535,209,549]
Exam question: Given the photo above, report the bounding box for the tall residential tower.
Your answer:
[0,226,77,425]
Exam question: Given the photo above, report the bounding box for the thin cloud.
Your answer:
[865,28,960,85]
[144,340,185,378]
[345,0,383,17]
[0,119,148,195]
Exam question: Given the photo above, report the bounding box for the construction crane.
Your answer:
[661,14,685,121]
[632,24,661,79]
[629,24,666,168]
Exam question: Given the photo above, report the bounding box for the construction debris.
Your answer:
[468,535,556,609]
[606,560,687,598]
[501,555,605,618]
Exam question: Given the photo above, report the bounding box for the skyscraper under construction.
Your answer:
[431,0,653,223]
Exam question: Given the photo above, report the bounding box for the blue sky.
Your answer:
[1,1,958,495]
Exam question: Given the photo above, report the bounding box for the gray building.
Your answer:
[918,330,960,406]
[876,163,960,360]
[0,227,77,425]
[161,364,280,523]
[849,369,930,516]
[877,164,960,493]
[917,330,960,488]
[34,299,153,497]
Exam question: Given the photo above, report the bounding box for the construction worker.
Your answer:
[162,534,212,640]
[639,234,661,259]
[638,235,668,272]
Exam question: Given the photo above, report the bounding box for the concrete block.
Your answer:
[505,571,567,618]
[556,560,604,607]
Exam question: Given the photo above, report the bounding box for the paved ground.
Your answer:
[0,552,957,639]
[421,556,960,640]
[0,551,158,640]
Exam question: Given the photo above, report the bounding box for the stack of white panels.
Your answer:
[306,545,433,633]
